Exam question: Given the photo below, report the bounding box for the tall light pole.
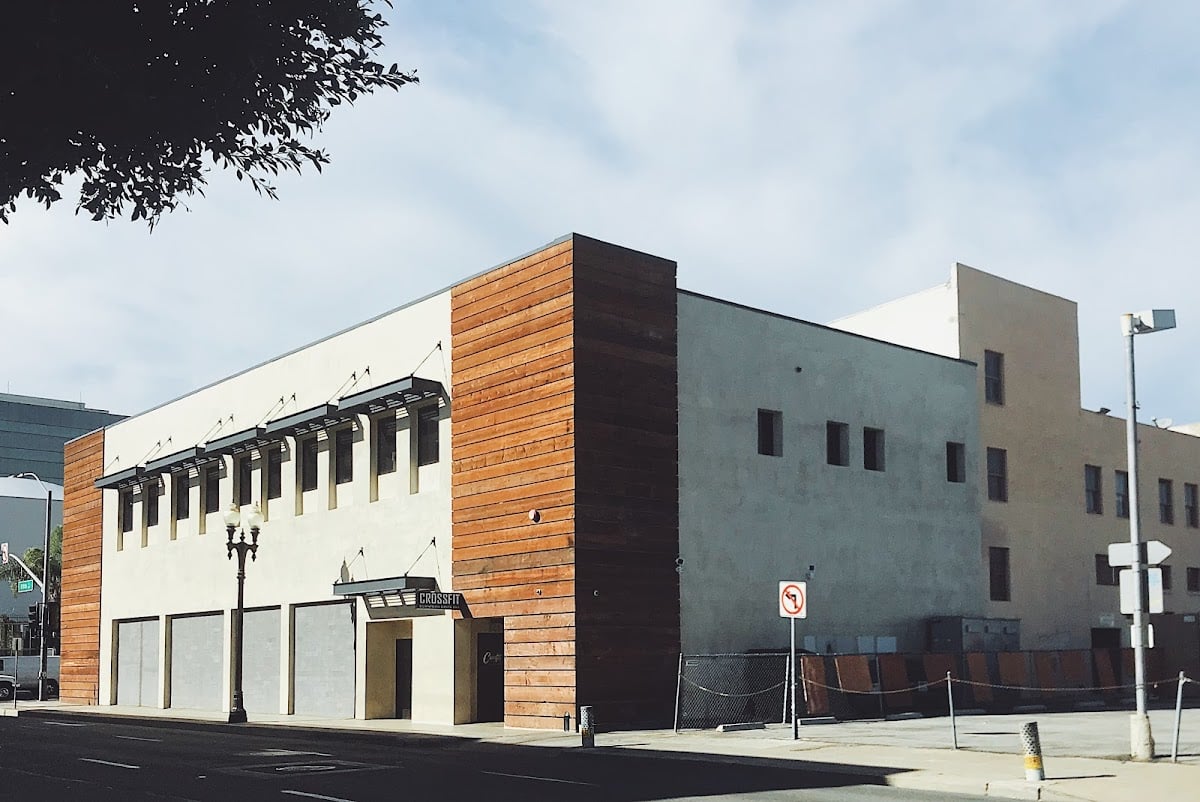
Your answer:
[13,473,53,702]
[224,503,263,724]
[1121,308,1176,761]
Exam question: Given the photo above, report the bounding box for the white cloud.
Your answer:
[2,0,1197,424]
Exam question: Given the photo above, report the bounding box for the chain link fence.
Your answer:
[674,653,789,730]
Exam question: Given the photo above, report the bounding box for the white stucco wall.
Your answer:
[678,292,983,654]
[830,280,961,359]
[97,290,460,720]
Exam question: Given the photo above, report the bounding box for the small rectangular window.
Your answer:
[301,438,319,492]
[145,480,159,527]
[757,409,782,457]
[203,465,220,515]
[335,428,354,485]
[1159,478,1174,525]
[237,454,253,506]
[1095,553,1119,586]
[267,447,283,500]
[1185,483,1198,528]
[984,350,1005,405]
[863,427,885,471]
[1115,470,1130,518]
[376,416,398,476]
[986,447,1008,502]
[1162,565,1173,591]
[174,474,189,521]
[826,421,849,467]
[417,406,440,467]
[121,490,134,533]
[1084,464,1103,514]
[1188,567,1200,593]
[946,442,966,483]
[989,547,1010,602]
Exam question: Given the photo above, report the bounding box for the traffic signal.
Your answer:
[27,604,38,623]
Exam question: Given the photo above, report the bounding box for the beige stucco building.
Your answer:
[835,263,1200,650]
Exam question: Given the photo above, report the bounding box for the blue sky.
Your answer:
[2,0,1198,424]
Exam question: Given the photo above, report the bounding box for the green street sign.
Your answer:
[16,580,34,593]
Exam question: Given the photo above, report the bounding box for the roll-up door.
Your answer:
[116,619,159,707]
[293,602,355,718]
[243,607,281,714]
[169,613,223,710]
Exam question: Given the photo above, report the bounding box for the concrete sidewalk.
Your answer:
[6,701,1199,801]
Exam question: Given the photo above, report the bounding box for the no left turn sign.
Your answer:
[779,581,807,619]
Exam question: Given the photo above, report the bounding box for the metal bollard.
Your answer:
[562,712,572,732]
[580,705,595,748]
[1021,721,1045,782]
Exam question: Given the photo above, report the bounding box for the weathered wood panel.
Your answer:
[60,430,106,704]
[571,235,680,729]
[452,238,578,729]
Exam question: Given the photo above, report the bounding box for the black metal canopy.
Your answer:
[205,425,271,456]
[93,466,143,490]
[331,574,443,611]
[339,376,444,415]
[263,403,340,437]
[145,446,207,474]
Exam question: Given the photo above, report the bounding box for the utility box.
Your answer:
[926,616,1020,653]
[1149,612,1200,693]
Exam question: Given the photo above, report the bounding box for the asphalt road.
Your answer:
[0,712,987,801]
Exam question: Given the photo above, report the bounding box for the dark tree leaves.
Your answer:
[0,1,416,225]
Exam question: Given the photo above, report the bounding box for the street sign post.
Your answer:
[779,581,807,741]
[1108,540,1172,567]
[1121,568,1164,615]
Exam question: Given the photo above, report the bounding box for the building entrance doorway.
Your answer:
[476,631,503,722]
[395,639,412,719]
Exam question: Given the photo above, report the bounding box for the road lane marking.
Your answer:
[44,721,87,727]
[281,791,358,802]
[481,770,595,786]
[115,735,161,742]
[80,758,140,770]
[247,748,332,757]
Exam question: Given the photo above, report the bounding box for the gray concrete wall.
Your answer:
[677,292,983,654]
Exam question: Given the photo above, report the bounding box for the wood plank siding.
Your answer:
[60,430,106,704]
[451,234,680,729]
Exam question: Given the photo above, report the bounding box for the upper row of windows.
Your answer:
[119,406,440,535]
[757,410,967,483]
[1084,464,1198,527]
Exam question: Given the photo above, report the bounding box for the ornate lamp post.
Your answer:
[224,502,263,724]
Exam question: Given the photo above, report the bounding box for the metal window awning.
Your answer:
[94,466,143,490]
[145,446,208,474]
[263,403,341,437]
[338,376,444,415]
[205,425,272,457]
[332,575,463,612]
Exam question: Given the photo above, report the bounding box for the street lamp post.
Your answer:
[1121,308,1176,761]
[224,503,263,724]
[13,472,53,702]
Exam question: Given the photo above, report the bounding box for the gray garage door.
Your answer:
[293,602,355,718]
[169,613,223,710]
[243,607,281,714]
[116,619,159,707]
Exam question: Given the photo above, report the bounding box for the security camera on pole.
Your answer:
[1117,308,1176,761]
[779,580,807,740]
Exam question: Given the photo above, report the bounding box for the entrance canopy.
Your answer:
[332,575,465,616]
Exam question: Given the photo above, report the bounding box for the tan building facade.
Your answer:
[835,263,1200,649]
